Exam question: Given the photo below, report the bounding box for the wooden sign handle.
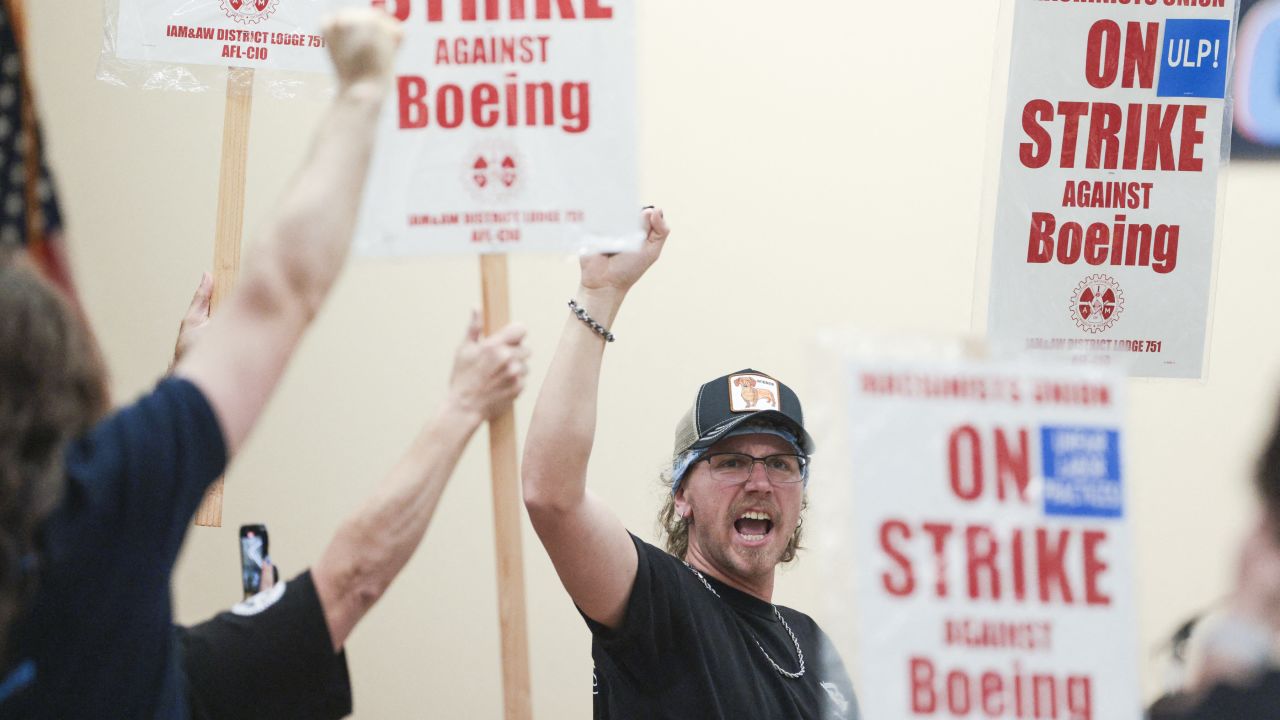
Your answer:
[480,254,533,720]
[194,68,255,528]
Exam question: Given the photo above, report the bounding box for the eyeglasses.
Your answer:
[703,453,808,485]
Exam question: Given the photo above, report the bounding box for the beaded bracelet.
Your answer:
[568,299,615,343]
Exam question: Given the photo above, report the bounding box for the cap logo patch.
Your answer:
[729,374,780,413]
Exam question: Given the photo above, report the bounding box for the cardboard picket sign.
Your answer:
[843,356,1138,719]
[984,0,1239,379]
[113,0,342,73]
[353,0,640,255]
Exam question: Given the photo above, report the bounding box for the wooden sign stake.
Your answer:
[480,253,533,720]
[194,68,255,528]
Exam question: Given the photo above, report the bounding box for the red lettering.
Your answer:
[880,520,915,597]
[911,658,937,713]
[981,672,1005,715]
[1084,222,1109,265]
[472,82,500,127]
[1011,528,1027,601]
[437,84,465,128]
[1179,104,1206,172]
[395,75,591,133]
[536,0,576,18]
[1123,103,1143,169]
[1123,22,1159,89]
[948,426,983,501]
[398,76,429,129]
[372,0,411,21]
[1020,100,1054,168]
[1083,530,1112,606]
[966,526,1000,601]
[1085,102,1123,169]
[1057,102,1089,168]
[1027,212,1055,263]
[995,428,1030,503]
[1084,20,1121,89]
[1142,104,1179,171]
[923,522,954,598]
[1036,529,1074,604]
[947,671,972,715]
[583,0,613,18]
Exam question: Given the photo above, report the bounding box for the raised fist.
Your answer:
[323,8,402,90]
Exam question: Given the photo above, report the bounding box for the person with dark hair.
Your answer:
[1147,405,1280,719]
[521,210,859,720]
[0,248,107,652]
[166,278,528,720]
[0,9,407,717]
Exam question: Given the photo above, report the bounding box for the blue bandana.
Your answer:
[670,422,807,494]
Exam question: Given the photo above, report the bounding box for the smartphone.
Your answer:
[239,524,268,598]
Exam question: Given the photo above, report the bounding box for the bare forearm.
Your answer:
[313,399,483,650]
[522,288,624,511]
[248,83,386,318]
[173,83,391,453]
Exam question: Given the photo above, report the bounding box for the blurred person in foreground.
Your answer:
[521,209,860,719]
[0,9,404,717]
[1148,405,1280,719]
[169,278,528,719]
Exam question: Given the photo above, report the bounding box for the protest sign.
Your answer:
[848,358,1137,719]
[113,0,340,73]
[986,0,1238,379]
[355,0,640,255]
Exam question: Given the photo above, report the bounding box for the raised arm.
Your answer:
[522,208,669,629]
[311,313,530,650]
[173,9,401,455]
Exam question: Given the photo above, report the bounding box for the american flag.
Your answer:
[0,0,75,300]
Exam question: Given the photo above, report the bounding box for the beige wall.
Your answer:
[26,1,1280,716]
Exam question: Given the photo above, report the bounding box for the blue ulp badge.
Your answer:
[1041,427,1123,519]
[1158,19,1232,99]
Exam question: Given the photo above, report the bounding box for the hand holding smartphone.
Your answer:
[239,524,269,598]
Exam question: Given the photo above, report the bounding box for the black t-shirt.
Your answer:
[1,378,227,719]
[1148,671,1280,720]
[179,570,352,720]
[586,535,860,720]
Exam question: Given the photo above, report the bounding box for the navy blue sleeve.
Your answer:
[9,378,230,719]
[60,376,227,569]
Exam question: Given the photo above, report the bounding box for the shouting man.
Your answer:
[522,208,859,719]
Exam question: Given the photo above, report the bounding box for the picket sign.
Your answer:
[192,67,254,527]
[111,3,639,717]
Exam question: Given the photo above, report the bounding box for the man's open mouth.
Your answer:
[733,510,774,542]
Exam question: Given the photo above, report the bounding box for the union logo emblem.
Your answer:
[463,140,524,203]
[221,0,279,24]
[1069,274,1125,334]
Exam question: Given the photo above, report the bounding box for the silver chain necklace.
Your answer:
[682,561,806,679]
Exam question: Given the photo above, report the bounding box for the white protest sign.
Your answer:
[353,1,639,255]
[986,0,1238,378]
[114,0,348,72]
[848,358,1137,719]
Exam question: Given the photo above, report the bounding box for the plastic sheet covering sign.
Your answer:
[849,358,1137,719]
[113,0,346,73]
[354,0,640,256]
[986,0,1239,378]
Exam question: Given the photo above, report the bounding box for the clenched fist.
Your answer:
[323,8,402,91]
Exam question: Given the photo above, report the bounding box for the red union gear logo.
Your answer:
[1069,274,1125,334]
[463,140,524,203]
[221,0,279,24]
